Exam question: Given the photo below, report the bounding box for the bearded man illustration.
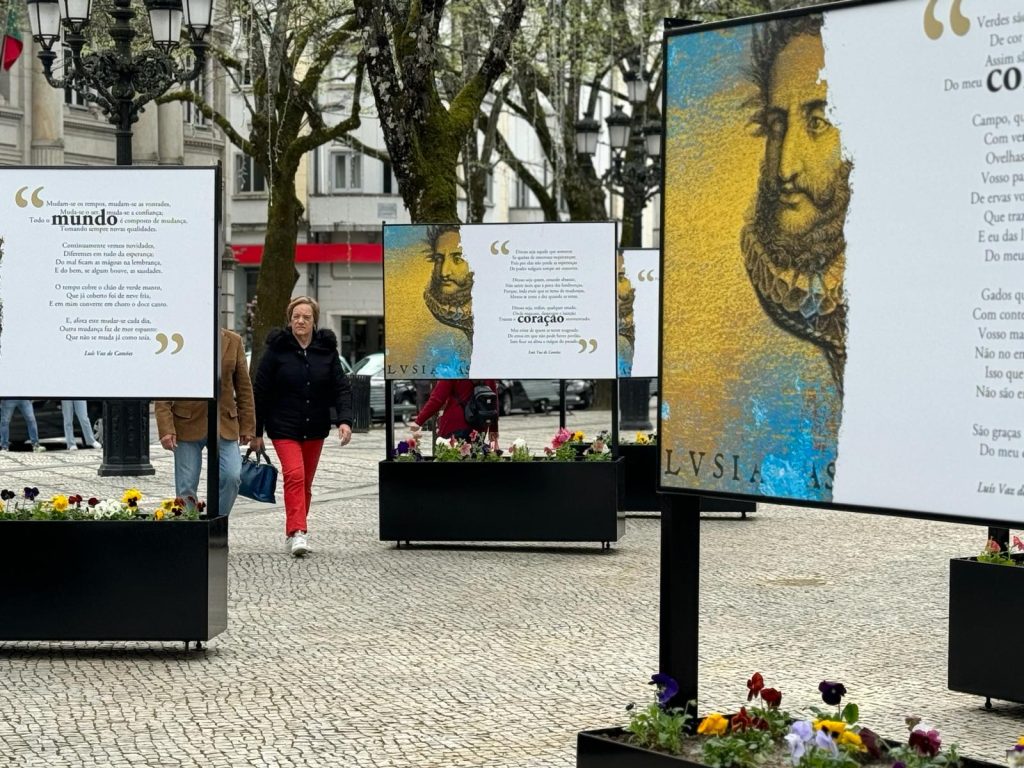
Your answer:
[616,251,636,377]
[422,224,474,342]
[742,15,850,395]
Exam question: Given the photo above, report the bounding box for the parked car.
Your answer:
[497,379,594,415]
[351,353,417,422]
[1,399,103,448]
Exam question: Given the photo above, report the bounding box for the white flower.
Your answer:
[91,499,125,519]
[436,437,450,447]
[512,437,528,450]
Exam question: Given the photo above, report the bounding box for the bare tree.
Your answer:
[159,0,364,367]
[353,0,528,224]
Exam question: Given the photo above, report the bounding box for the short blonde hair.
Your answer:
[286,296,320,326]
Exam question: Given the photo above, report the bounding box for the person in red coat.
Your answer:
[409,379,499,444]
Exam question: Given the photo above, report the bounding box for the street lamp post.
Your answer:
[25,0,211,476]
[574,62,661,431]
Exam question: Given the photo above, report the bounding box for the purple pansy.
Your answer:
[649,673,679,706]
[818,680,847,706]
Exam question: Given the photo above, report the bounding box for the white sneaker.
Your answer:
[32,444,46,453]
[68,444,78,451]
[90,440,101,449]
[290,533,310,557]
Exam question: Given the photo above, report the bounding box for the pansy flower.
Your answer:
[731,707,753,732]
[697,713,728,736]
[818,680,847,706]
[746,672,765,701]
[24,487,39,501]
[0,489,14,501]
[761,687,782,709]
[649,673,678,706]
[909,726,941,757]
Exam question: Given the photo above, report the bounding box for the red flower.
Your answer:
[731,707,753,732]
[87,497,99,507]
[909,728,941,757]
[760,687,782,709]
[746,672,765,701]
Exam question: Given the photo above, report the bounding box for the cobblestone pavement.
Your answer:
[0,407,1021,767]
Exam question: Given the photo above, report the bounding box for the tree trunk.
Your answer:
[249,176,301,373]
[407,118,462,223]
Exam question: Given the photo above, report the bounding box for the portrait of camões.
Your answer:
[383,224,475,378]
[616,250,636,377]
[660,13,849,503]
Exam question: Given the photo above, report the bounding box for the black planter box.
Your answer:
[0,516,228,642]
[379,458,624,545]
[577,727,1001,768]
[618,444,755,516]
[948,555,1024,704]
[578,728,698,767]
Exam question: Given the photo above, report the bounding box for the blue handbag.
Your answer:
[239,448,278,503]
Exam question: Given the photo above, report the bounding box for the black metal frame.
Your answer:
[645,0,1022,730]
[657,0,1022,529]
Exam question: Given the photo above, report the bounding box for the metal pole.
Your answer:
[619,129,653,432]
[97,0,154,476]
[660,491,700,716]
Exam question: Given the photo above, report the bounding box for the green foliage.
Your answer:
[701,729,772,768]
[625,701,692,756]
[508,445,533,462]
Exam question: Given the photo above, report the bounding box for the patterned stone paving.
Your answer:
[0,408,1020,767]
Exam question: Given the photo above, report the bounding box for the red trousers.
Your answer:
[271,438,324,537]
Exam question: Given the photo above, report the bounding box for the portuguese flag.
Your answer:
[2,9,23,72]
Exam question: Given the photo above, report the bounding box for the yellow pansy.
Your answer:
[572,431,585,442]
[838,731,866,752]
[1017,737,1024,747]
[122,488,143,504]
[814,720,847,736]
[697,713,729,736]
[154,508,165,521]
[51,495,69,512]
[635,432,650,445]
[160,499,175,511]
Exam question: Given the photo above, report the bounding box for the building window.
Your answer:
[235,153,267,194]
[485,170,494,205]
[514,177,531,208]
[183,55,208,126]
[63,47,87,106]
[382,160,392,195]
[331,151,362,192]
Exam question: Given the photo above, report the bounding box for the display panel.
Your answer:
[660,0,1024,524]
[0,167,217,399]
[618,248,659,378]
[384,222,617,379]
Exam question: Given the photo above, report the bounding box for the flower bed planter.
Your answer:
[379,458,624,546]
[947,555,1024,705]
[577,727,698,767]
[0,516,228,643]
[576,727,1001,768]
[618,444,756,517]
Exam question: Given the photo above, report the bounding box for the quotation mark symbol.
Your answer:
[14,186,44,208]
[924,0,969,40]
[155,333,184,354]
[489,240,510,255]
[576,339,598,353]
[636,270,656,282]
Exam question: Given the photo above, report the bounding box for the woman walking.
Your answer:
[251,297,353,557]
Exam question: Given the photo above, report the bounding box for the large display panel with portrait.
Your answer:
[0,167,217,399]
[659,0,1024,525]
[383,222,617,380]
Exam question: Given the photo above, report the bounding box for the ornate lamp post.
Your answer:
[25,0,212,475]
[574,62,661,431]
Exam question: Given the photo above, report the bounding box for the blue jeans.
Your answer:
[0,400,40,448]
[61,400,97,448]
[174,437,243,516]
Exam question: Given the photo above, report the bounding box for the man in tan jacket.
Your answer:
[155,329,255,516]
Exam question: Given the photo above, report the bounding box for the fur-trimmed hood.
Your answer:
[265,327,339,353]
